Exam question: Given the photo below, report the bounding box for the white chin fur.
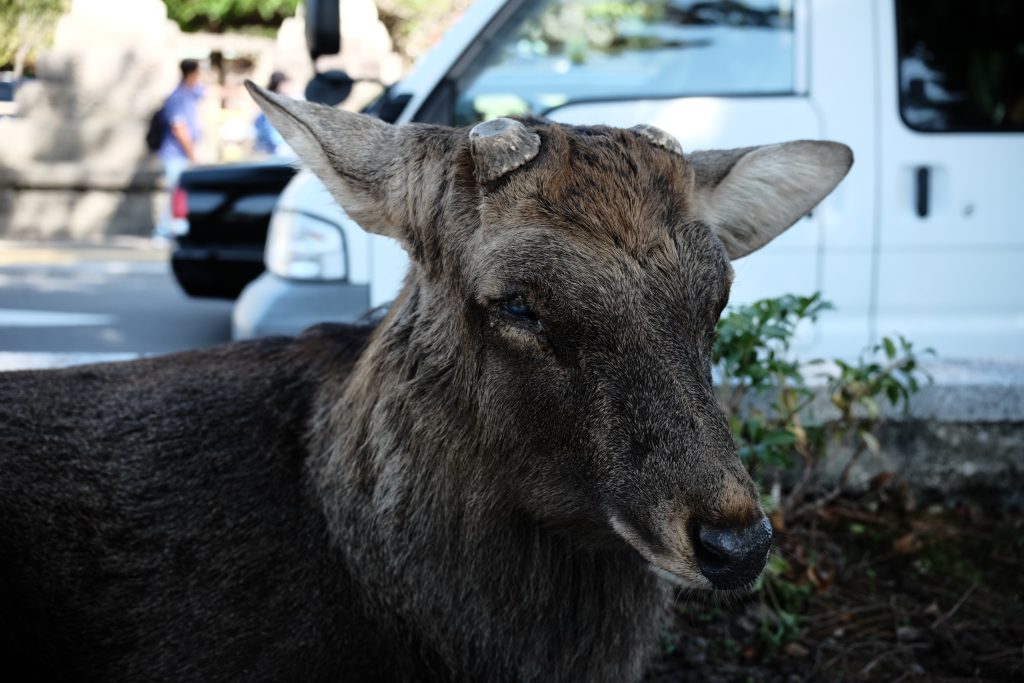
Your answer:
[608,513,711,589]
[649,565,708,589]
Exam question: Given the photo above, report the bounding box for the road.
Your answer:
[0,240,234,370]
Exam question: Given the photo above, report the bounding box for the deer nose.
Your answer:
[694,516,772,590]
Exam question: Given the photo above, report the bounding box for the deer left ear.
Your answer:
[245,80,407,240]
[687,141,853,260]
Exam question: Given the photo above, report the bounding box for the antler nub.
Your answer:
[630,124,684,157]
[469,118,542,184]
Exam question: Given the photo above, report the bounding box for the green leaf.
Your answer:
[860,431,881,456]
[760,430,798,447]
[861,396,880,419]
[883,337,897,360]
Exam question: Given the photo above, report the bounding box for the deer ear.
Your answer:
[687,141,853,260]
[245,80,408,241]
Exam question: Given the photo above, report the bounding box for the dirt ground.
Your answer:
[647,483,1024,682]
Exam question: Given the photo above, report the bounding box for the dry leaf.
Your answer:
[893,532,924,555]
[784,642,810,658]
[770,507,786,532]
[870,471,896,490]
[897,625,924,641]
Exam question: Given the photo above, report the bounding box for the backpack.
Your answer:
[145,107,166,153]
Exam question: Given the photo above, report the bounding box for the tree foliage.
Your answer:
[163,0,301,33]
[162,1,468,60]
[0,0,69,72]
[375,0,467,59]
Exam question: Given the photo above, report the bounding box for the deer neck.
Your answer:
[308,281,670,680]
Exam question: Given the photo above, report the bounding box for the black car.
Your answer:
[0,74,26,118]
[170,159,296,299]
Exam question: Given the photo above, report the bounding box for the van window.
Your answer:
[452,0,797,126]
[896,0,1024,132]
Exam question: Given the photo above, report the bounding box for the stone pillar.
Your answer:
[0,0,186,240]
[0,0,183,239]
[0,0,408,240]
[17,0,182,168]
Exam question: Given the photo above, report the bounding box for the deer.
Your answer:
[0,80,851,681]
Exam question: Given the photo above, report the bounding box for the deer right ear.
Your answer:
[245,80,409,241]
[687,141,853,260]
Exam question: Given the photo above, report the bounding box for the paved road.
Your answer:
[0,239,234,370]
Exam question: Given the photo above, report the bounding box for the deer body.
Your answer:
[0,83,851,681]
[0,328,664,681]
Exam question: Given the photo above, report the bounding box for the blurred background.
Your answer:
[1,0,1021,362]
[1,1,1022,680]
[0,0,466,364]
[1,0,1021,365]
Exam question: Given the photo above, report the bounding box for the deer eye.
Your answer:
[499,299,540,323]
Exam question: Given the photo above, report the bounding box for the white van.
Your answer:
[234,0,1024,359]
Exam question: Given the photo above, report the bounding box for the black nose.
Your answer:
[694,517,773,590]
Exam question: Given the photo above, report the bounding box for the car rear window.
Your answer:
[452,0,797,126]
[896,0,1024,133]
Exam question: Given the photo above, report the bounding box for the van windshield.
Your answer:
[452,0,796,126]
[897,0,1024,132]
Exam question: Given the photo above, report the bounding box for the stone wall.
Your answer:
[746,359,1024,507]
[0,0,179,239]
[856,360,1024,506]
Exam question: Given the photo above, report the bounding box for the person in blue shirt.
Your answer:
[159,58,204,189]
[253,71,289,155]
[155,59,204,240]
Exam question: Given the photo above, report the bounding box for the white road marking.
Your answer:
[0,352,142,371]
[0,309,116,327]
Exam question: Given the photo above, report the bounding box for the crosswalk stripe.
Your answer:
[0,309,116,327]
[0,351,142,371]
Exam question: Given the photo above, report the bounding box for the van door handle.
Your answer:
[915,166,930,218]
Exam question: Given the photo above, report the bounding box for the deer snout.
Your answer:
[692,516,772,590]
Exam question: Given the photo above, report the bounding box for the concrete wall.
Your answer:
[755,359,1024,507]
[0,0,178,239]
[0,166,161,240]
[864,360,1024,506]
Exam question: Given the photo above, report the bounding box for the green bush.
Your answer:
[713,293,930,519]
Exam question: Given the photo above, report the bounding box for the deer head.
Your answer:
[248,82,851,590]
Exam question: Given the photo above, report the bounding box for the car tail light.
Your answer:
[171,186,188,219]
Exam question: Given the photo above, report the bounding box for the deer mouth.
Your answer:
[608,513,710,589]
